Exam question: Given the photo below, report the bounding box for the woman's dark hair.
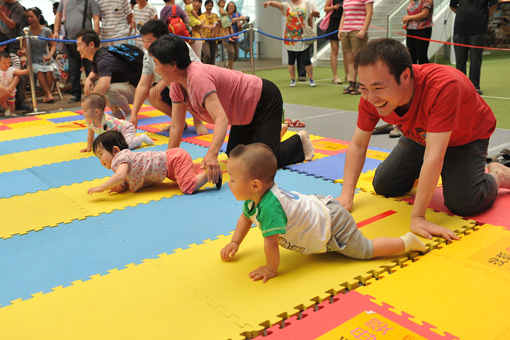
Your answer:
[93,131,129,154]
[354,38,414,85]
[194,0,203,16]
[204,0,214,7]
[27,7,42,17]
[227,1,237,13]
[148,35,191,69]
[76,29,100,47]
[140,19,169,38]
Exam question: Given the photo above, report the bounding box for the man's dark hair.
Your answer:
[140,19,169,38]
[354,38,414,84]
[93,130,129,154]
[148,35,191,69]
[76,29,100,48]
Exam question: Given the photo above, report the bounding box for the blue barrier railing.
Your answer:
[2,28,339,46]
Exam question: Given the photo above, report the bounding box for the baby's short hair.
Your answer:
[229,143,277,184]
[82,93,106,111]
[93,130,129,154]
[0,51,10,60]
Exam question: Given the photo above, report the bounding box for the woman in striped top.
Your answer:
[337,0,373,95]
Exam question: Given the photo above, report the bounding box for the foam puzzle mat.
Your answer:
[1,106,508,339]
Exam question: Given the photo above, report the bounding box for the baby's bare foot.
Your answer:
[488,162,510,189]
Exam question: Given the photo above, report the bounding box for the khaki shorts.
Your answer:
[104,82,136,107]
[340,30,369,54]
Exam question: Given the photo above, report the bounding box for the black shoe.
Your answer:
[68,96,81,103]
[476,89,483,96]
[298,76,307,82]
[372,123,393,135]
[15,103,32,113]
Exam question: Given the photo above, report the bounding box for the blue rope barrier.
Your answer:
[27,28,337,45]
[255,29,339,42]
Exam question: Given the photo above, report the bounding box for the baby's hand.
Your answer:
[220,241,239,261]
[249,266,276,283]
[80,146,92,153]
[108,183,127,194]
[87,186,104,195]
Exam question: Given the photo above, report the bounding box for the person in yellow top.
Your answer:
[199,0,220,65]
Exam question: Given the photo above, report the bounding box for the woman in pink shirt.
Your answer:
[148,35,315,185]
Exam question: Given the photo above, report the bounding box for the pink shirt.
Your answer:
[170,62,263,125]
[341,0,374,32]
[112,149,167,192]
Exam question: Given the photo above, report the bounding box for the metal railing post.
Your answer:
[248,23,255,75]
[22,27,46,115]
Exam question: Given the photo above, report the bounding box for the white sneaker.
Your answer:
[297,130,314,161]
[309,79,317,87]
[290,79,296,87]
[5,110,17,117]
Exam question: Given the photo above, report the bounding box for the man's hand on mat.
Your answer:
[335,195,353,211]
[410,217,459,243]
[249,266,276,283]
[201,154,221,184]
[220,242,239,261]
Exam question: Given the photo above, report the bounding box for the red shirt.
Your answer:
[357,64,496,146]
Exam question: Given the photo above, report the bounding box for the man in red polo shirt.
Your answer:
[337,38,510,242]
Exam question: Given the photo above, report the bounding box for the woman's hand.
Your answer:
[201,152,221,184]
[43,54,52,62]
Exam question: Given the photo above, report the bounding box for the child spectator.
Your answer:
[220,143,426,283]
[0,52,28,117]
[184,0,203,38]
[87,130,221,195]
[131,0,158,49]
[217,0,237,42]
[80,93,154,153]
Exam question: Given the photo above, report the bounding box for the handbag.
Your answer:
[302,26,316,46]
[319,0,334,31]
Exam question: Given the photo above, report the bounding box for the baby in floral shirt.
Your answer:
[87,130,221,195]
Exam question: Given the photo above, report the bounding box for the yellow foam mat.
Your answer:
[0,192,474,338]
[357,224,510,339]
[0,123,84,142]
[1,132,168,174]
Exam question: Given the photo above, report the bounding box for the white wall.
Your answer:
[256,5,284,59]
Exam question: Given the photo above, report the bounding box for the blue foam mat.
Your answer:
[285,153,383,181]
[0,130,85,155]
[46,115,83,123]
[0,169,340,307]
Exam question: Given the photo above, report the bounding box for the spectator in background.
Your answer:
[54,0,100,103]
[131,0,158,49]
[200,0,219,65]
[21,7,58,103]
[49,2,59,32]
[297,0,319,82]
[324,0,345,84]
[450,0,498,95]
[96,0,133,47]
[263,0,317,88]
[338,0,373,95]
[160,0,188,25]
[224,1,248,70]
[403,0,433,64]
[0,35,22,115]
[0,0,30,112]
[187,0,204,58]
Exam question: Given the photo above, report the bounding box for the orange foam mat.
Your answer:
[357,223,510,340]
